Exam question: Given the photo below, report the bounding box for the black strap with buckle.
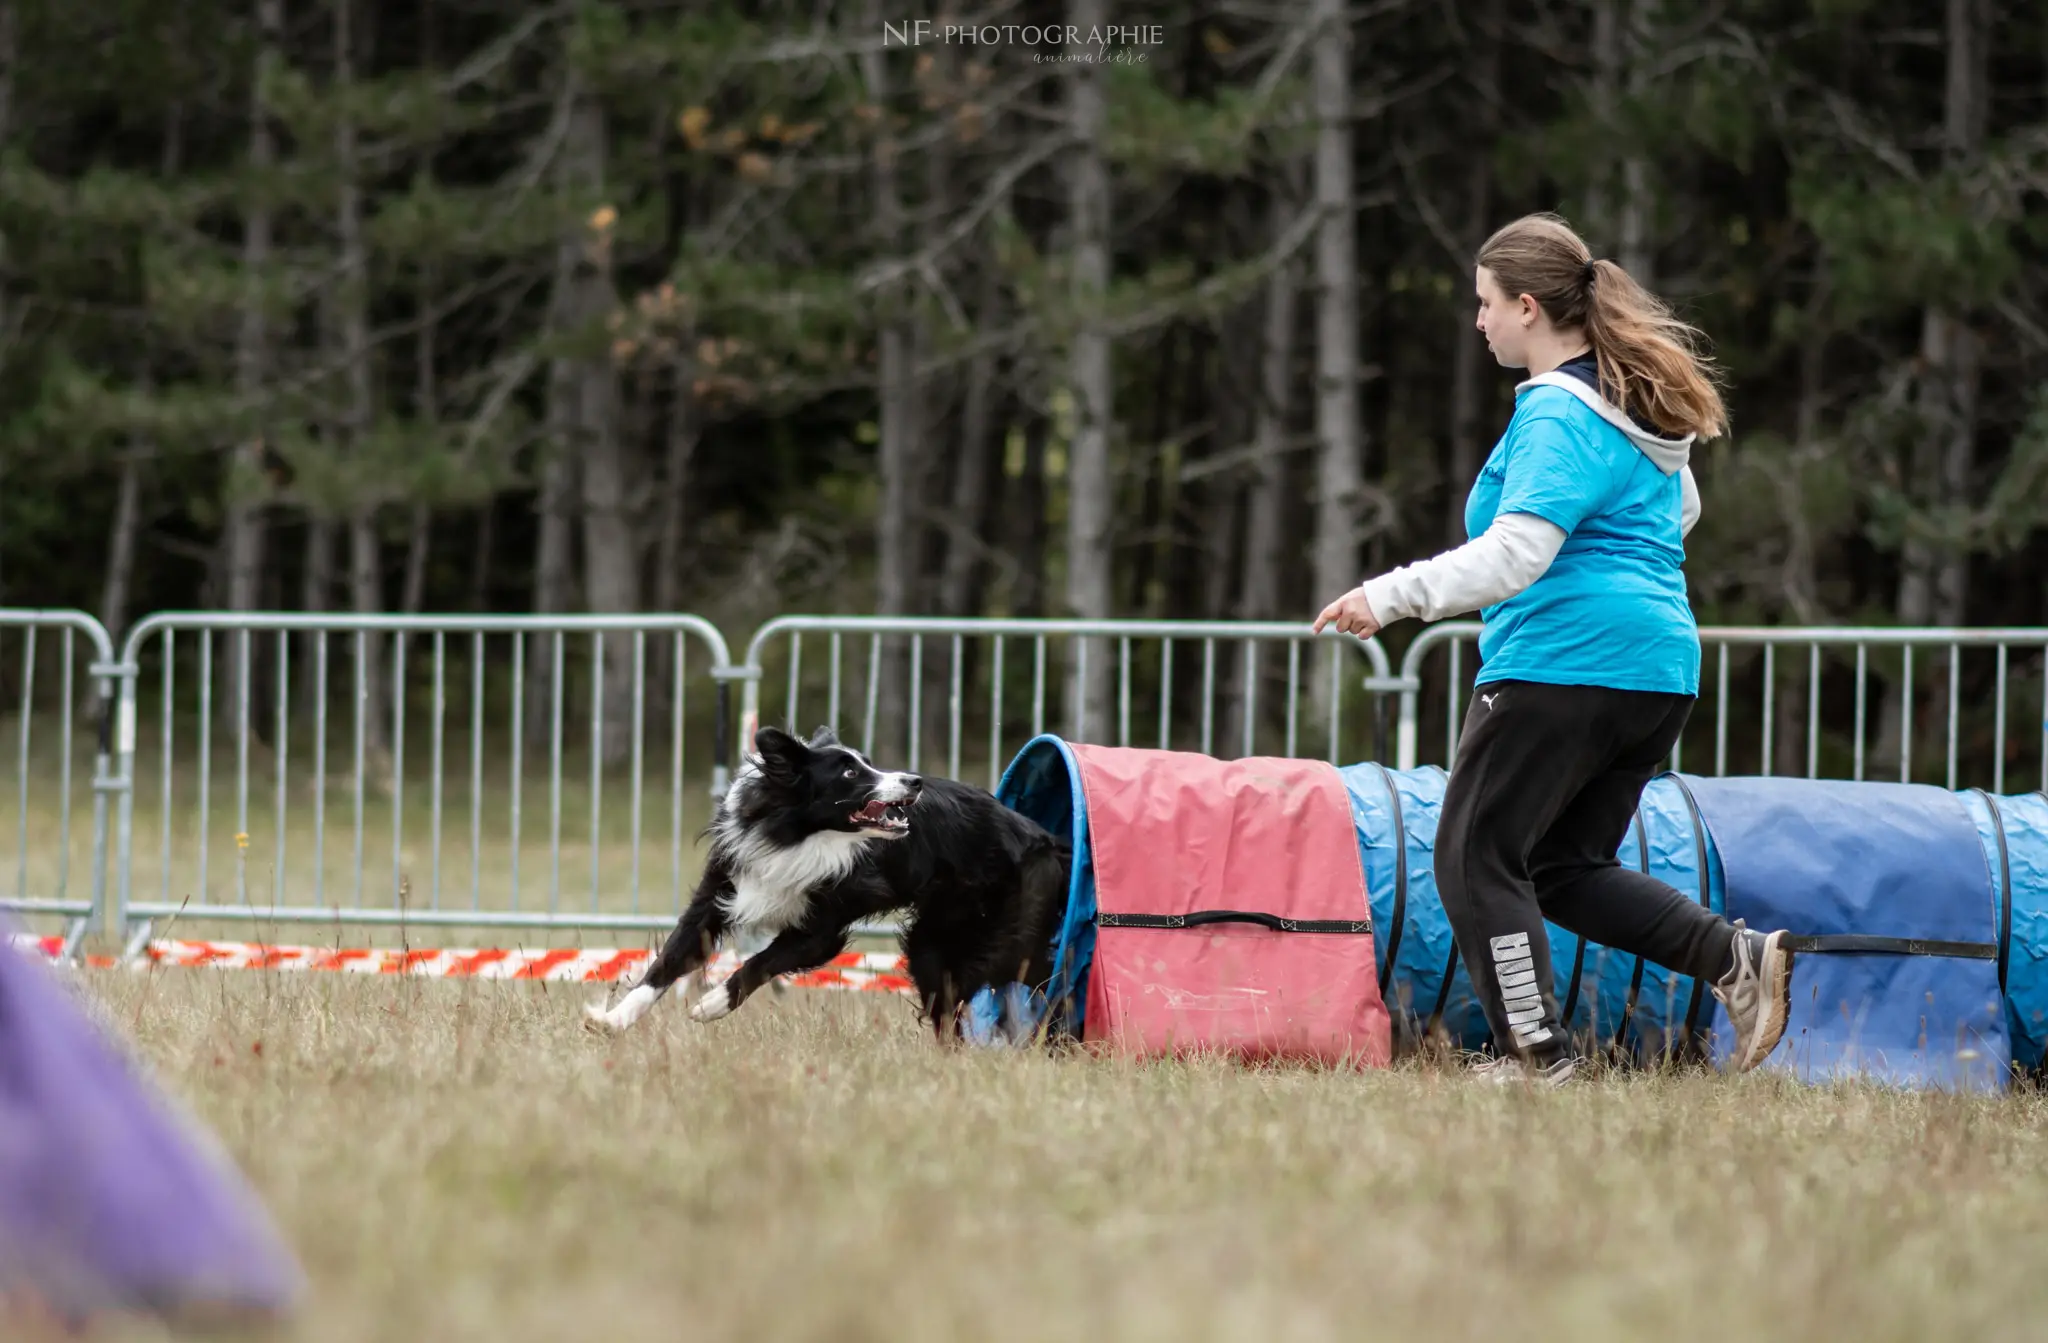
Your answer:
[1778,933,1996,960]
[1096,910,1372,935]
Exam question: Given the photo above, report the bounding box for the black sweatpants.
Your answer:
[1434,680,1736,1064]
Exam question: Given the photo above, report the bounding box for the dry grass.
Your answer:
[50,968,2048,1343]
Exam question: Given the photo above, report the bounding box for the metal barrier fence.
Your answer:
[740,616,1403,790]
[4,607,2046,949]
[0,611,123,955]
[1396,622,2048,792]
[109,613,740,946]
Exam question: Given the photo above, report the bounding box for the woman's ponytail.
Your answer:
[1477,214,1729,440]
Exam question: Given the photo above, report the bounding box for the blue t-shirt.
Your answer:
[1465,385,1700,695]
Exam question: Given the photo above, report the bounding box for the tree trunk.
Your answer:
[1928,0,1986,630]
[1773,276,1829,779]
[335,0,387,766]
[1877,0,1985,776]
[397,267,437,675]
[1240,205,1299,620]
[526,70,584,750]
[1228,262,1277,745]
[1616,0,1654,282]
[914,15,960,615]
[932,254,1002,763]
[222,0,282,735]
[300,519,335,722]
[1014,414,1051,618]
[467,500,495,612]
[1174,331,1225,625]
[401,506,430,614]
[961,400,1008,621]
[527,439,577,748]
[1229,196,1302,753]
[652,352,697,618]
[910,26,964,758]
[100,449,144,642]
[1064,0,1115,742]
[1127,325,1179,621]
[1201,486,1242,624]
[553,86,638,769]
[1310,0,1361,730]
[1585,0,1653,278]
[100,104,183,663]
[1445,2,1498,545]
[1880,307,1982,774]
[1588,0,1618,250]
[348,510,388,773]
[650,348,698,728]
[861,0,919,757]
[938,258,1001,618]
[535,387,579,629]
[1445,172,1488,546]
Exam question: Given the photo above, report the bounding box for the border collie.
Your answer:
[585,725,1069,1039]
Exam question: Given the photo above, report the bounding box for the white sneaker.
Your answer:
[1471,1054,1578,1088]
[1712,921,1794,1072]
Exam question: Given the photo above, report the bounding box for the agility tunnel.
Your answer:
[0,926,303,1323]
[1958,788,2048,1071]
[995,734,2039,1091]
[992,736,1393,1068]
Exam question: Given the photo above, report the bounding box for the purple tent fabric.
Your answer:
[0,932,302,1323]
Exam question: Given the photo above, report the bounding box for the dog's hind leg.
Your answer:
[902,923,968,1046]
[586,890,729,1032]
[689,925,849,1022]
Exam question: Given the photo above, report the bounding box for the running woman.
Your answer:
[1314,212,1794,1085]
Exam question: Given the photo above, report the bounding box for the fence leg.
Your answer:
[90,657,136,945]
[712,664,762,801]
[1368,674,1419,770]
[714,679,731,799]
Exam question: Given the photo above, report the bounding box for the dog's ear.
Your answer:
[751,726,807,785]
[807,724,840,749]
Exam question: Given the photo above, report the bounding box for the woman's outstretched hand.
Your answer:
[1313,586,1382,640]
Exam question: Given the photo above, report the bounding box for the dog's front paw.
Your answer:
[689,984,733,1022]
[584,983,659,1033]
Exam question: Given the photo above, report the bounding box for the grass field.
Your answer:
[45,967,2048,1343]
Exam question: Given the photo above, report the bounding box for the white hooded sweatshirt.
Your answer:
[1361,363,1699,626]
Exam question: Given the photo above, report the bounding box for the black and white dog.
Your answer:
[585,725,1069,1039]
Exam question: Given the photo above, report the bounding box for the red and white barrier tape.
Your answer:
[9,935,915,996]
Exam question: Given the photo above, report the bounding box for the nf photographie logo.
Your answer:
[882,20,1166,61]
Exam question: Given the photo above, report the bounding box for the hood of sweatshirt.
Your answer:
[1516,353,1692,476]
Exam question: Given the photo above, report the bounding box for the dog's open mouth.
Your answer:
[849,798,914,833]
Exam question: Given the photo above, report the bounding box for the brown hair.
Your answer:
[1475,212,1728,440]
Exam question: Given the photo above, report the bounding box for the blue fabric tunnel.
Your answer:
[1341,765,2013,1091]
[990,738,2036,1091]
[1957,788,2048,1071]
[1342,765,1722,1065]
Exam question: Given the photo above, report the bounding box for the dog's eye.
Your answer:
[843,768,858,779]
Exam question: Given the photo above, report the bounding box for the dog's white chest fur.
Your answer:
[718,828,875,935]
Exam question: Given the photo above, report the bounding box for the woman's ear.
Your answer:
[1518,292,1541,327]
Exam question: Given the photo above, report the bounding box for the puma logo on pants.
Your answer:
[1490,931,1552,1047]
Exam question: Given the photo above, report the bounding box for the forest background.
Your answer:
[1,0,2044,776]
